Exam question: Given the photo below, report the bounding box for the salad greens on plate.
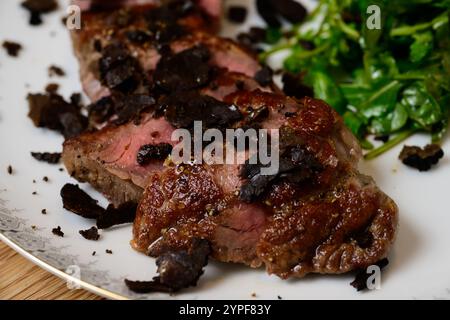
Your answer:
[261,0,450,159]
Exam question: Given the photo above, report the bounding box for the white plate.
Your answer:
[1,0,450,300]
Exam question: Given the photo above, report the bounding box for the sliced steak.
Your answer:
[62,72,268,205]
[63,114,173,206]
[71,2,257,102]
[134,164,270,267]
[135,166,397,278]
[130,92,396,279]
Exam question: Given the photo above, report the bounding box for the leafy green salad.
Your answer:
[261,0,450,159]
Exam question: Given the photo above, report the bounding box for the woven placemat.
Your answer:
[0,241,102,300]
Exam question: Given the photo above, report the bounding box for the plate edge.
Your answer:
[0,232,128,300]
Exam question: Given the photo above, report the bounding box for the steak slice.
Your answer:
[132,93,397,278]
[136,167,397,277]
[62,72,268,205]
[71,2,258,102]
[62,115,172,205]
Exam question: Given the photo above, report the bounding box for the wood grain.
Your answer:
[0,241,102,300]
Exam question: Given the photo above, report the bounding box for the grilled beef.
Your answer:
[62,70,269,205]
[63,1,398,279]
[131,93,397,278]
[64,0,265,204]
[70,1,257,102]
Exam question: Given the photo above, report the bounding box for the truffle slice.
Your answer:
[399,144,444,171]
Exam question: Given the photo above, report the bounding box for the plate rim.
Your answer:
[0,232,128,300]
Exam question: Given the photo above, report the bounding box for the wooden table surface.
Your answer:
[0,241,102,300]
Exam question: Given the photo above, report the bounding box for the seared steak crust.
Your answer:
[135,166,397,277]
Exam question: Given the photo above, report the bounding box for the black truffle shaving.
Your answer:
[271,0,307,24]
[254,66,274,87]
[88,94,155,126]
[399,144,444,171]
[237,27,266,53]
[256,0,307,27]
[227,6,248,23]
[256,0,281,28]
[248,27,267,43]
[79,226,100,241]
[126,30,152,45]
[125,239,211,293]
[153,45,212,92]
[113,94,155,125]
[21,0,58,26]
[99,43,142,93]
[161,91,242,129]
[137,143,173,166]
[124,279,173,293]
[282,72,314,99]
[52,226,64,237]
[48,65,65,77]
[374,135,390,143]
[239,144,322,203]
[350,258,389,291]
[59,113,88,139]
[61,184,137,228]
[87,96,116,124]
[144,0,192,46]
[31,152,61,164]
[96,202,137,229]
[2,41,23,57]
[60,184,105,219]
[45,83,59,94]
[27,92,88,138]
[70,93,83,107]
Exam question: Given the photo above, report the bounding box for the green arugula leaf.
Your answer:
[360,80,403,118]
[401,82,443,129]
[343,111,366,138]
[432,93,450,141]
[265,27,283,45]
[369,103,408,134]
[341,83,372,108]
[306,69,347,114]
[390,11,448,36]
[363,53,399,86]
[391,103,409,131]
[264,0,450,159]
[410,31,434,63]
[283,46,305,74]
